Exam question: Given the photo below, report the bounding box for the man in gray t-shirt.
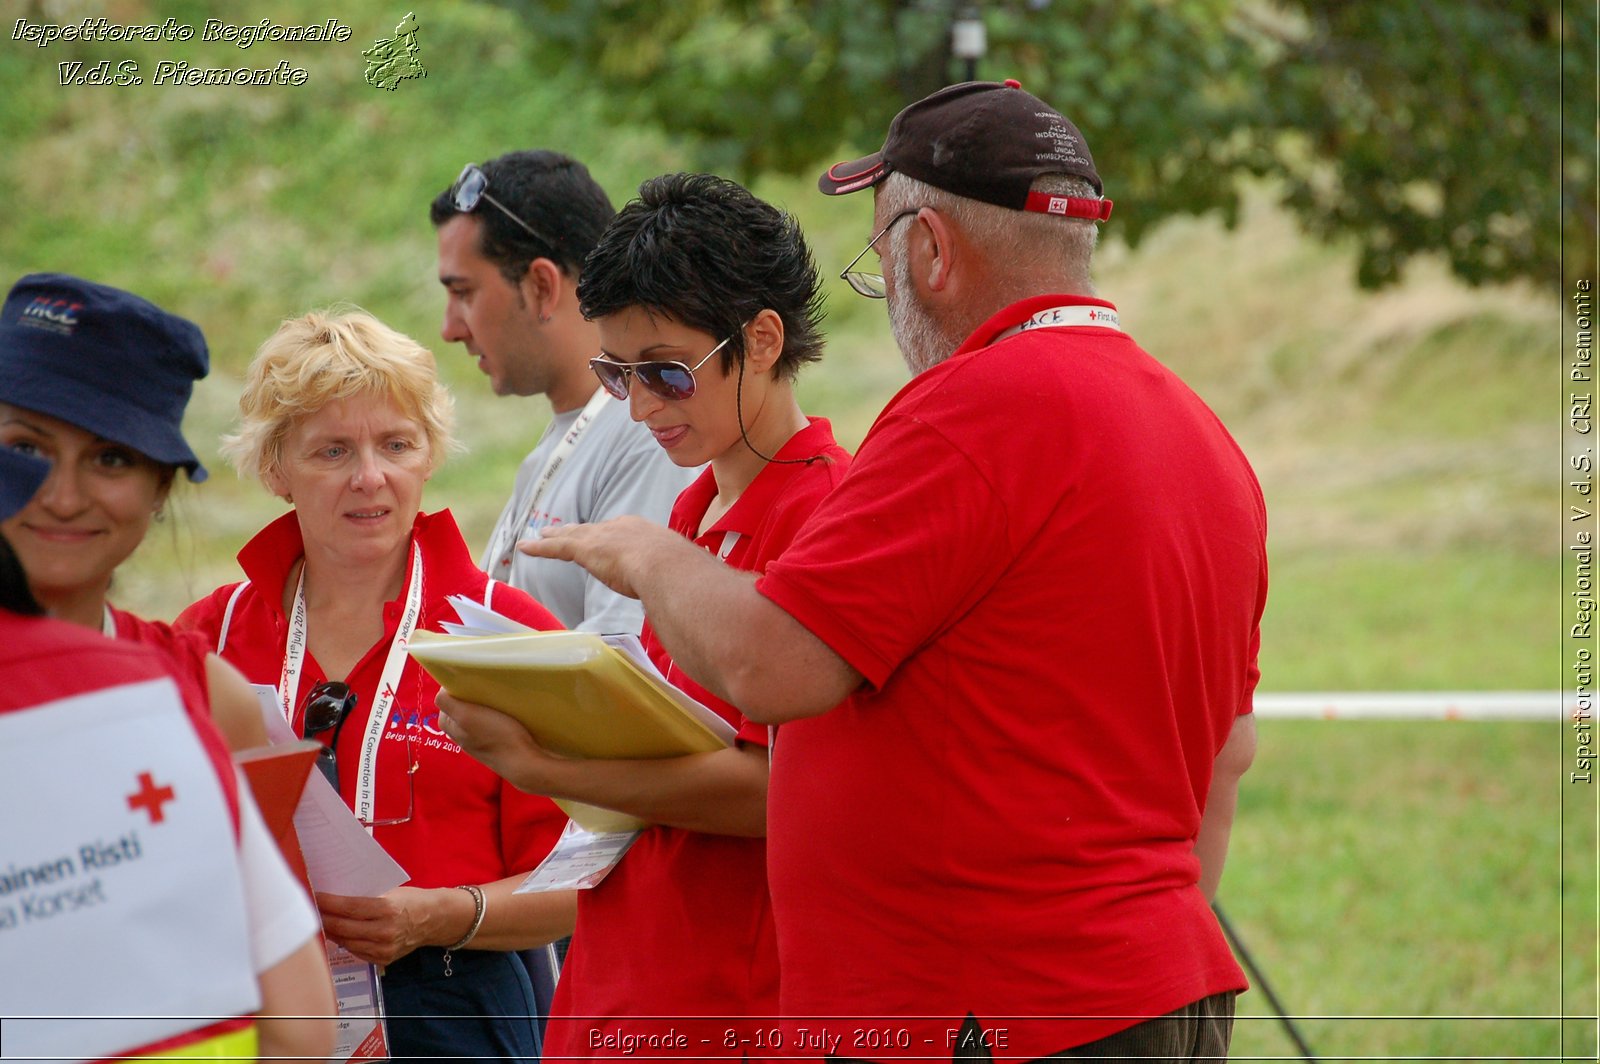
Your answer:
[431,150,695,634]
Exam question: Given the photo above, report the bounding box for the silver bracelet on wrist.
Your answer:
[442,883,486,977]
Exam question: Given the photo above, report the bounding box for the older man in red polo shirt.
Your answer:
[448,81,1265,1063]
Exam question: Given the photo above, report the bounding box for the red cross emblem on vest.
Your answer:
[126,771,177,824]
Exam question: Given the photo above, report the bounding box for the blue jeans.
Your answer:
[519,937,568,1045]
[382,946,541,1064]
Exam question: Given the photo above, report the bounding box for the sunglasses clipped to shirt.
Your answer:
[302,680,416,827]
[589,331,739,402]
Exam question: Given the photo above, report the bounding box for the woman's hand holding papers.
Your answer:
[440,689,771,836]
[318,880,576,964]
[316,886,468,967]
[438,690,569,796]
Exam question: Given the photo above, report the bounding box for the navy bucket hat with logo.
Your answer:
[0,273,209,481]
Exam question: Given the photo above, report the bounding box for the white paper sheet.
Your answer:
[250,686,408,897]
[516,819,640,892]
[441,593,538,636]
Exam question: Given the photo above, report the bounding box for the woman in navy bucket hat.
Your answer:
[0,445,339,1058]
[0,272,267,750]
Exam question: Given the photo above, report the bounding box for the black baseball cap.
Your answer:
[819,79,1112,221]
[0,273,209,481]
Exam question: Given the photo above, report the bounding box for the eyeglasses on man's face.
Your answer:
[451,163,561,255]
[301,680,416,827]
[839,209,921,299]
[589,331,739,402]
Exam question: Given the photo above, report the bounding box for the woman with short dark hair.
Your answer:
[440,172,852,1057]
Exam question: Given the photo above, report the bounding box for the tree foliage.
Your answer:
[1249,2,1591,289]
[508,0,1593,289]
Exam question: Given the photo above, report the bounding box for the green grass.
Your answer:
[2,3,1587,1057]
[1225,721,1595,1062]
[1261,549,1558,691]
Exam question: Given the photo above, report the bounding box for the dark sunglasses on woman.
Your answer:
[589,331,739,402]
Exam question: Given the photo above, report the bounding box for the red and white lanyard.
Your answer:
[278,543,425,826]
[993,303,1124,344]
[1018,303,1120,331]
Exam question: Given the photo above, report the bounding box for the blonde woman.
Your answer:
[177,308,573,1064]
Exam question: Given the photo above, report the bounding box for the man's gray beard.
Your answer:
[888,244,961,377]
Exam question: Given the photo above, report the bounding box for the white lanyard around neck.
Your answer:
[486,386,611,581]
[1018,303,1121,332]
[278,543,425,827]
[993,303,1124,345]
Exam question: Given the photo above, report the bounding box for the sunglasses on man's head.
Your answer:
[451,163,561,253]
[589,332,738,402]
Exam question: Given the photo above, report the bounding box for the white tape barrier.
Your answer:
[1252,691,1574,721]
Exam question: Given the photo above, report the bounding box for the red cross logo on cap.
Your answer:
[126,771,177,824]
[1089,310,1099,320]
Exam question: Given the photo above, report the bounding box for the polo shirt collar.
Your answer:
[675,416,837,540]
[954,293,1120,357]
[235,508,473,615]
